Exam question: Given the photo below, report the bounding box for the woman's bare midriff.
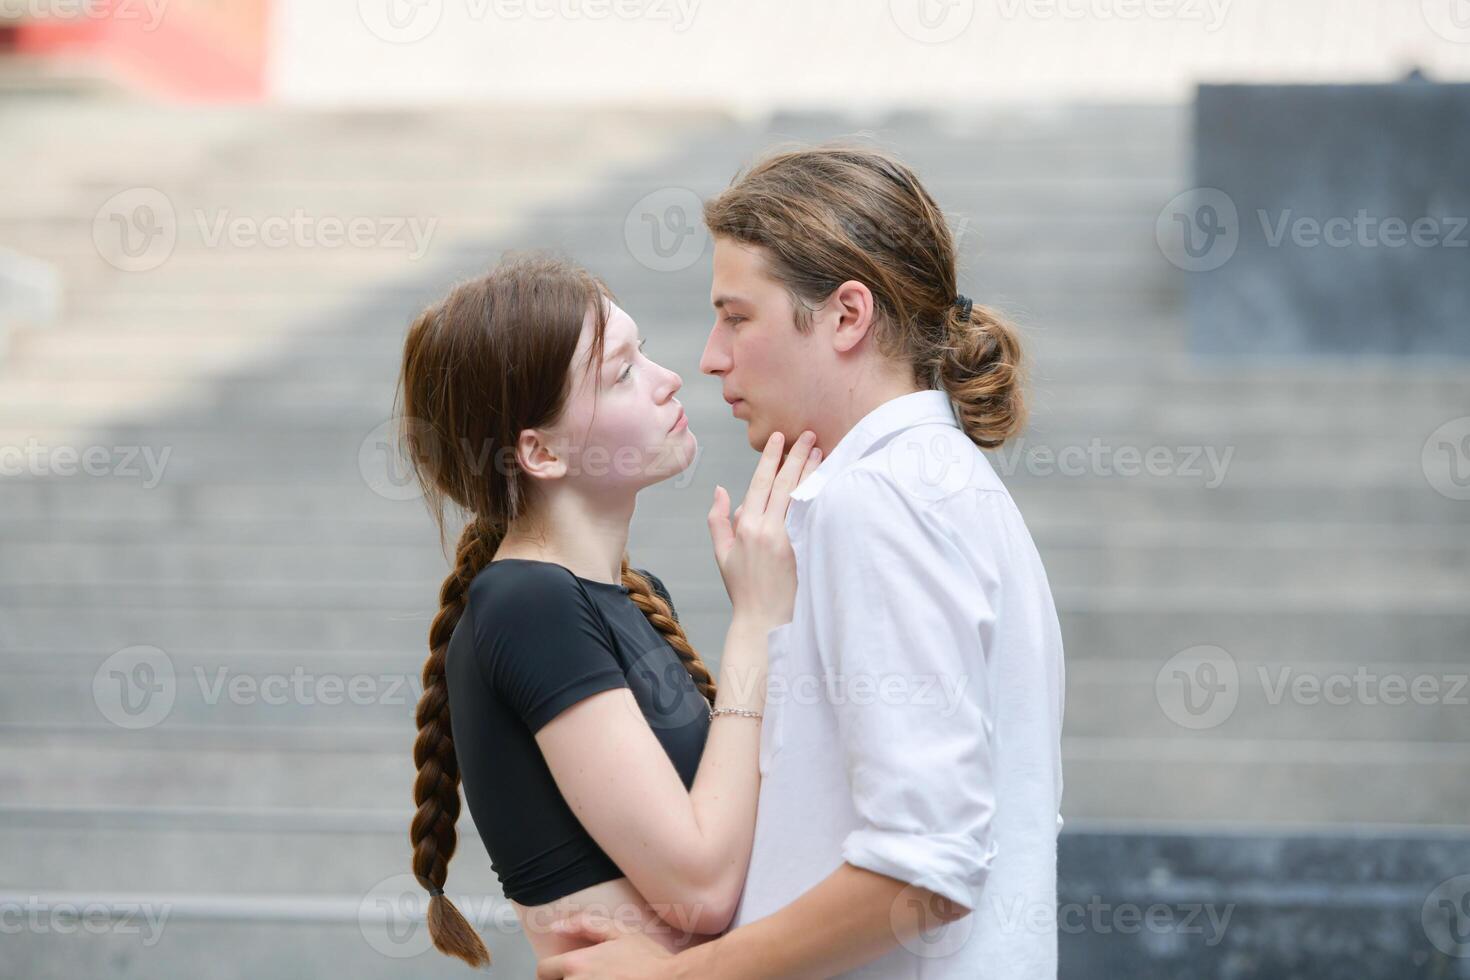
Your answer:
[513,875,719,961]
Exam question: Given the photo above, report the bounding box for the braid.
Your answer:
[410,517,500,968]
[621,557,717,707]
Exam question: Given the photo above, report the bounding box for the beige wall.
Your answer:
[271,0,1470,109]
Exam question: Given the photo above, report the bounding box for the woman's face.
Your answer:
[540,300,695,494]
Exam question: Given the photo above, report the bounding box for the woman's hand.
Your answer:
[707,430,820,631]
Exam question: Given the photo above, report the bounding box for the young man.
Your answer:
[539,146,1066,979]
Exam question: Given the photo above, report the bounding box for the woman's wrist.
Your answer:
[716,617,775,712]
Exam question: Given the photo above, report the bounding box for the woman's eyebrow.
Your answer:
[601,332,642,366]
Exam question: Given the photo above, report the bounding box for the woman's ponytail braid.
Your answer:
[410,517,501,968]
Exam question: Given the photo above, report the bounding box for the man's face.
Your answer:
[700,237,825,451]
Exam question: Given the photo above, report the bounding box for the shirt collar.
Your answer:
[790,389,962,502]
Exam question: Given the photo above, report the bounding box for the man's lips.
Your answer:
[668,407,688,432]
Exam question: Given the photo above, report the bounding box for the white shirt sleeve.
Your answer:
[801,466,1002,912]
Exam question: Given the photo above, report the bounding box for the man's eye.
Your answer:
[726,315,744,326]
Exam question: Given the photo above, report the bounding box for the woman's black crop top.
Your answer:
[444,557,711,906]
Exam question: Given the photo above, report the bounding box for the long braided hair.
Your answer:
[396,255,716,967]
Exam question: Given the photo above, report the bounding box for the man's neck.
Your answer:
[812,373,927,459]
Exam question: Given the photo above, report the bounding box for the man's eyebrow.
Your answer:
[711,294,747,310]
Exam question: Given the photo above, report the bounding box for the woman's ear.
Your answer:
[515,428,566,483]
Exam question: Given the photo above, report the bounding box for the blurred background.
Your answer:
[1,1,1468,977]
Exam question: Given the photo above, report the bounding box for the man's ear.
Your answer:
[515,428,567,482]
[827,280,877,354]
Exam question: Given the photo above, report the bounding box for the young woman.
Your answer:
[396,254,819,967]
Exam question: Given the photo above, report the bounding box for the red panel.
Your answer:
[14,0,270,100]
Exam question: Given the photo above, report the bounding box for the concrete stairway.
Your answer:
[1,91,1467,977]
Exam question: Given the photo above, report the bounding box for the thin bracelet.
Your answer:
[708,705,763,720]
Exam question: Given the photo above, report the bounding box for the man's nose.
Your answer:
[699,326,727,376]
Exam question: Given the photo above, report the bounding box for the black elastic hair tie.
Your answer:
[428,885,445,897]
[954,294,974,321]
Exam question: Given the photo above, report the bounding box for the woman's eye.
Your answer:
[617,340,646,384]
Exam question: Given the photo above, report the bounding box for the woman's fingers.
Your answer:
[739,430,786,520]
[707,484,733,560]
[758,431,815,525]
[799,444,822,486]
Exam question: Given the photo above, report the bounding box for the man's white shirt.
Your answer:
[730,389,1066,979]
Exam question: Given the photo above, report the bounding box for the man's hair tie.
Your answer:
[954,294,974,321]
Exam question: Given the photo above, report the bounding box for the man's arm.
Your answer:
[540,863,965,980]
[667,862,967,980]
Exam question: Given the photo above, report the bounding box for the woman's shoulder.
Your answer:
[467,559,596,620]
